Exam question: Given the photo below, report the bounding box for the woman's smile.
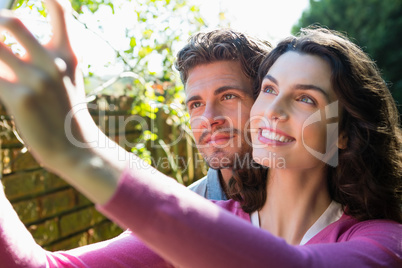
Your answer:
[258,128,295,145]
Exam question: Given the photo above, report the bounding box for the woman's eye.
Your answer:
[223,94,236,100]
[262,86,277,95]
[298,95,315,105]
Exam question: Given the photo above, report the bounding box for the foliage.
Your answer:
[12,0,208,183]
[70,0,205,81]
[293,0,402,113]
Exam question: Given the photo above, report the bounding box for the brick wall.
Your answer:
[0,95,206,251]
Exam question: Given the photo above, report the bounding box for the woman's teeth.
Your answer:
[261,129,293,142]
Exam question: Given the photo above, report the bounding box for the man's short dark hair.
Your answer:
[175,29,272,99]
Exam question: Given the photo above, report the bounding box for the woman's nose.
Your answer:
[264,97,289,122]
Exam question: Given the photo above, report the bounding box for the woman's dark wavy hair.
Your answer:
[228,158,269,213]
[249,27,401,222]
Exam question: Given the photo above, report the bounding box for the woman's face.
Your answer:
[250,51,340,170]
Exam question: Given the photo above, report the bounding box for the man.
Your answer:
[176,29,272,200]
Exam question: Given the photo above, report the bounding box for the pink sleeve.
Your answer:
[48,230,172,268]
[0,186,48,267]
[0,184,171,267]
[97,165,402,268]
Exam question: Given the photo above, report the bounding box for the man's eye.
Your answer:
[222,94,236,100]
[262,86,277,95]
[190,102,202,109]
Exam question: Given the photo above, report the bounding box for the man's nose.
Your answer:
[201,104,226,128]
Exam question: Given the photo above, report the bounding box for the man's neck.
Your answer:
[218,169,233,197]
[219,168,233,185]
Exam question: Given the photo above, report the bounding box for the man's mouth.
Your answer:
[199,128,239,145]
[205,133,233,145]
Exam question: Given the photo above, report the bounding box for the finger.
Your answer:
[45,0,77,79]
[45,0,73,51]
[0,11,54,68]
[0,41,60,94]
[0,41,29,81]
[0,76,22,104]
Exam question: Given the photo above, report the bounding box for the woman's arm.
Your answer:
[0,186,48,267]
[3,167,399,268]
[0,186,171,267]
[97,166,402,268]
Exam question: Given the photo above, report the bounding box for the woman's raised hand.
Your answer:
[0,0,90,168]
[0,0,126,204]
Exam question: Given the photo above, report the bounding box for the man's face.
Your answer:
[185,61,254,169]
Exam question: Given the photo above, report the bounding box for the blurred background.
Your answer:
[0,0,400,251]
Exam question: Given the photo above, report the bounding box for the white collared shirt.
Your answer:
[250,200,343,245]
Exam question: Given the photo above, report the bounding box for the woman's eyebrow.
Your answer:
[263,74,278,85]
[263,74,331,102]
[293,84,330,102]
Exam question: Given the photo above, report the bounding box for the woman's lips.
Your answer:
[258,128,295,146]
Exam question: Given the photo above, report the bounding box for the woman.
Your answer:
[0,0,400,267]
[229,26,402,236]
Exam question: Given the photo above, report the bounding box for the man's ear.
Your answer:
[337,131,348,150]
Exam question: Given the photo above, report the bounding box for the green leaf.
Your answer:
[129,37,137,48]
[142,29,154,39]
[107,2,115,14]
[190,5,199,12]
[138,46,153,58]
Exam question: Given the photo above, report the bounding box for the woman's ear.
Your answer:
[337,131,348,149]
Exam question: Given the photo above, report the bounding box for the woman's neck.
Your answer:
[258,167,331,245]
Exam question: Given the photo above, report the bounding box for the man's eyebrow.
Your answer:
[214,85,252,97]
[185,95,202,106]
[185,85,252,105]
[263,74,330,102]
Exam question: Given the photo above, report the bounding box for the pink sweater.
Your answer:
[1,166,401,267]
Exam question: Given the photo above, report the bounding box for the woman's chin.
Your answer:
[252,150,287,169]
